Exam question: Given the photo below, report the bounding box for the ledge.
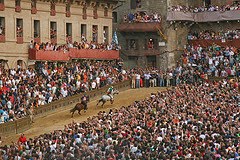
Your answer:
[118,22,161,32]
[167,10,240,22]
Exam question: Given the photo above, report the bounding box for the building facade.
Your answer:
[0,0,117,68]
[114,0,240,69]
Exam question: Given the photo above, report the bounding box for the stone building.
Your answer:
[114,0,240,69]
[0,0,117,68]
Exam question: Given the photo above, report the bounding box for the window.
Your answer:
[15,0,21,12]
[0,17,5,36]
[92,25,98,42]
[66,1,71,17]
[50,21,57,41]
[103,26,109,44]
[147,56,156,67]
[15,0,20,6]
[112,12,117,23]
[16,18,23,37]
[204,0,211,7]
[128,39,138,50]
[50,1,56,16]
[131,0,141,9]
[31,0,36,8]
[83,5,87,19]
[34,20,40,38]
[66,23,72,42]
[81,24,87,41]
[0,0,4,11]
[104,7,108,17]
[93,6,98,19]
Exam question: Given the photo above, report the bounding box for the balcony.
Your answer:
[15,6,21,12]
[66,11,71,17]
[0,35,5,43]
[167,10,240,22]
[28,49,120,61]
[188,39,240,48]
[50,38,57,44]
[118,22,161,32]
[50,9,56,16]
[34,37,41,43]
[16,37,23,44]
[0,3,5,11]
[69,49,119,60]
[122,49,160,56]
[31,7,37,14]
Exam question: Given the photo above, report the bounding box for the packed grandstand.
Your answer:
[0,0,240,160]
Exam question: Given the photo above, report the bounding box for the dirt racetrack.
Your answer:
[2,87,163,146]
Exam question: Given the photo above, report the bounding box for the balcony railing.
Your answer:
[0,35,5,43]
[31,7,37,14]
[118,22,161,32]
[167,10,240,22]
[50,38,57,44]
[66,11,71,17]
[50,9,56,16]
[15,6,21,12]
[28,49,120,61]
[0,3,5,11]
[34,37,41,43]
[188,39,240,48]
[16,37,23,44]
[122,49,160,56]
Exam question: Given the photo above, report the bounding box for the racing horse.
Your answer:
[70,95,89,117]
[96,89,119,107]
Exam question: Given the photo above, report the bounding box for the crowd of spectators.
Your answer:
[29,34,120,52]
[187,30,240,40]
[181,45,240,78]
[0,60,127,124]
[123,12,161,23]
[169,1,240,13]
[0,78,239,159]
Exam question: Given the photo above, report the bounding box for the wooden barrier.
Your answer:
[0,117,31,137]
[0,80,130,137]
[34,80,130,117]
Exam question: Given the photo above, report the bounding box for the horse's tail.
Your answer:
[70,107,75,113]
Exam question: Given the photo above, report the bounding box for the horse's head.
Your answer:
[113,89,119,95]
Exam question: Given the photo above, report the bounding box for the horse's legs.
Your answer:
[71,110,75,118]
[101,100,106,107]
[110,99,114,104]
[78,110,81,115]
[96,99,102,106]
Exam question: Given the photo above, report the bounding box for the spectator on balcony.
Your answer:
[148,39,154,49]
[16,25,23,37]
[0,25,3,35]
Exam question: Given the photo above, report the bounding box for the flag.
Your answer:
[112,31,119,45]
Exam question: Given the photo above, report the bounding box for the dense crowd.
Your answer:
[188,30,240,40]
[0,78,239,159]
[29,33,120,51]
[123,12,161,23]
[0,60,126,124]
[169,1,240,13]
[128,44,240,89]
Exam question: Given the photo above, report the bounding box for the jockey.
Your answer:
[81,94,89,112]
[107,86,114,100]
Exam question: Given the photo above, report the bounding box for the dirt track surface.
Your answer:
[2,87,163,146]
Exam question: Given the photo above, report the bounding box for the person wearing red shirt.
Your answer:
[18,134,27,144]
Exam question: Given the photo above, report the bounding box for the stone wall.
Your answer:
[0,0,114,68]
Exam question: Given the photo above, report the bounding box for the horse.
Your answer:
[70,95,90,117]
[96,89,119,107]
[70,103,85,117]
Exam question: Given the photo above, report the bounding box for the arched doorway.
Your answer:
[17,60,24,69]
[0,59,8,69]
